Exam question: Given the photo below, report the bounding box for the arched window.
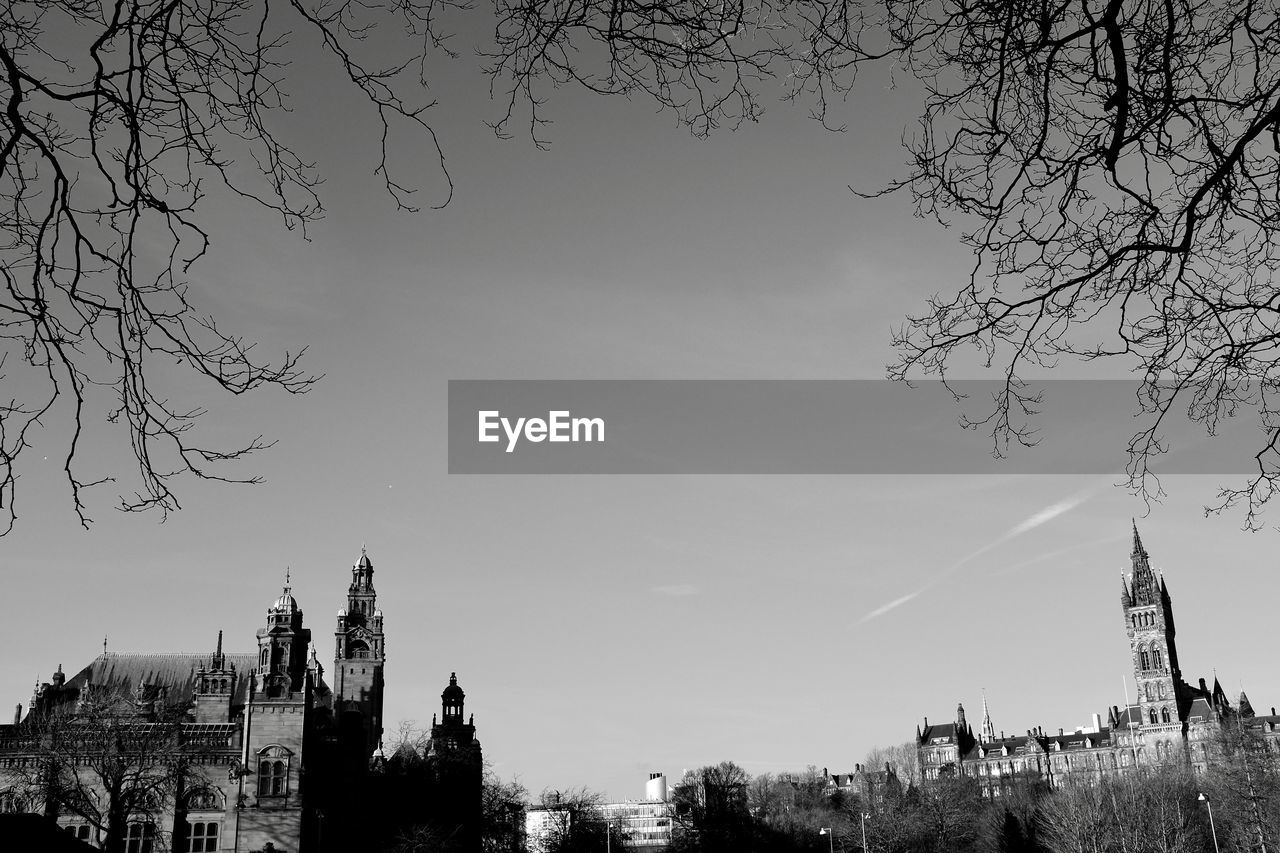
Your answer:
[1153,649,1163,669]
[63,825,91,842]
[1161,707,1171,723]
[124,821,156,853]
[257,760,287,796]
[1149,708,1158,724]
[1140,650,1150,669]
[256,745,292,798]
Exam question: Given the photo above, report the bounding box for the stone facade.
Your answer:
[0,548,482,852]
[917,525,1280,796]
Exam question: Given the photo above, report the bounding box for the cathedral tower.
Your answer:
[334,546,386,760]
[1121,523,1184,726]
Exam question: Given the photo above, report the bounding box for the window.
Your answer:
[186,820,220,852]
[1161,707,1171,723]
[1141,650,1150,670]
[64,825,92,841]
[258,759,287,796]
[0,791,26,813]
[256,745,292,798]
[125,821,156,853]
[1153,649,1163,669]
[1149,709,1158,724]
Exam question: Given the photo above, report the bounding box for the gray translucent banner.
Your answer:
[447,380,1266,474]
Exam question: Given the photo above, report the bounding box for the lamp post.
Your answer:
[1198,793,1220,853]
[819,827,834,853]
[605,821,611,853]
[861,813,871,853]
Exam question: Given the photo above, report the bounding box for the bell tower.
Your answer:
[334,546,385,759]
[1121,523,1184,725]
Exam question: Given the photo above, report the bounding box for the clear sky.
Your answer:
[3,10,1278,803]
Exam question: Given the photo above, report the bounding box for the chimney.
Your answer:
[12,704,19,725]
[1058,728,1064,736]
[1092,713,1102,731]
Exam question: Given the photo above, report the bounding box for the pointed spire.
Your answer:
[1128,522,1158,605]
[1120,571,1132,607]
[980,690,996,742]
[1240,690,1256,717]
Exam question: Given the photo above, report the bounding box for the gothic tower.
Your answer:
[334,546,386,760]
[1121,523,1184,726]
[193,630,238,723]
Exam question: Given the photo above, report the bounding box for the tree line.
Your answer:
[498,726,1280,853]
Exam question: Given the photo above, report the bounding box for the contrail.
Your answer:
[860,591,921,622]
[859,480,1109,623]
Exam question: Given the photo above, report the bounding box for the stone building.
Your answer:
[917,525,1280,795]
[0,547,482,852]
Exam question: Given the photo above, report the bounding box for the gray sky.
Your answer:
[3,10,1278,802]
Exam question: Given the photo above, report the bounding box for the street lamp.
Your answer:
[1198,793,1220,853]
[861,813,871,853]
[819,827,834,853]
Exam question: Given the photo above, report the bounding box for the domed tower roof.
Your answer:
[442,672,464,702]
[268,569,301,616]
[271,590,298,613]
[440,672,466,724]
[357,546,373,570]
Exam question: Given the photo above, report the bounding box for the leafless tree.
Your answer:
[528,787,607,853]
[1040,769,1206,853]
[862,742,920,787]
[18,0,1280,530]
[6,686,201,853]
[1201,721,1280,853]
[481,0,1280,526]
[0,1,447,532]
[479,767,527,853]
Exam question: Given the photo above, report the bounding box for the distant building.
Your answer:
[600,774,674,848]
[525,774,674,852]
[0,548,482,852]
[823,763,901,805]
[917,525,1280,795]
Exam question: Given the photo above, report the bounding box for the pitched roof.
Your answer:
[921,722,962,743]
[63,652,258,706]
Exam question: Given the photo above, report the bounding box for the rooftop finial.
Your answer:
[285,566,291,586]
[103,635,108,655]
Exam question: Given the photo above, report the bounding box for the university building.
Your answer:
[917,525,1280,794]
[0,548,483,852]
